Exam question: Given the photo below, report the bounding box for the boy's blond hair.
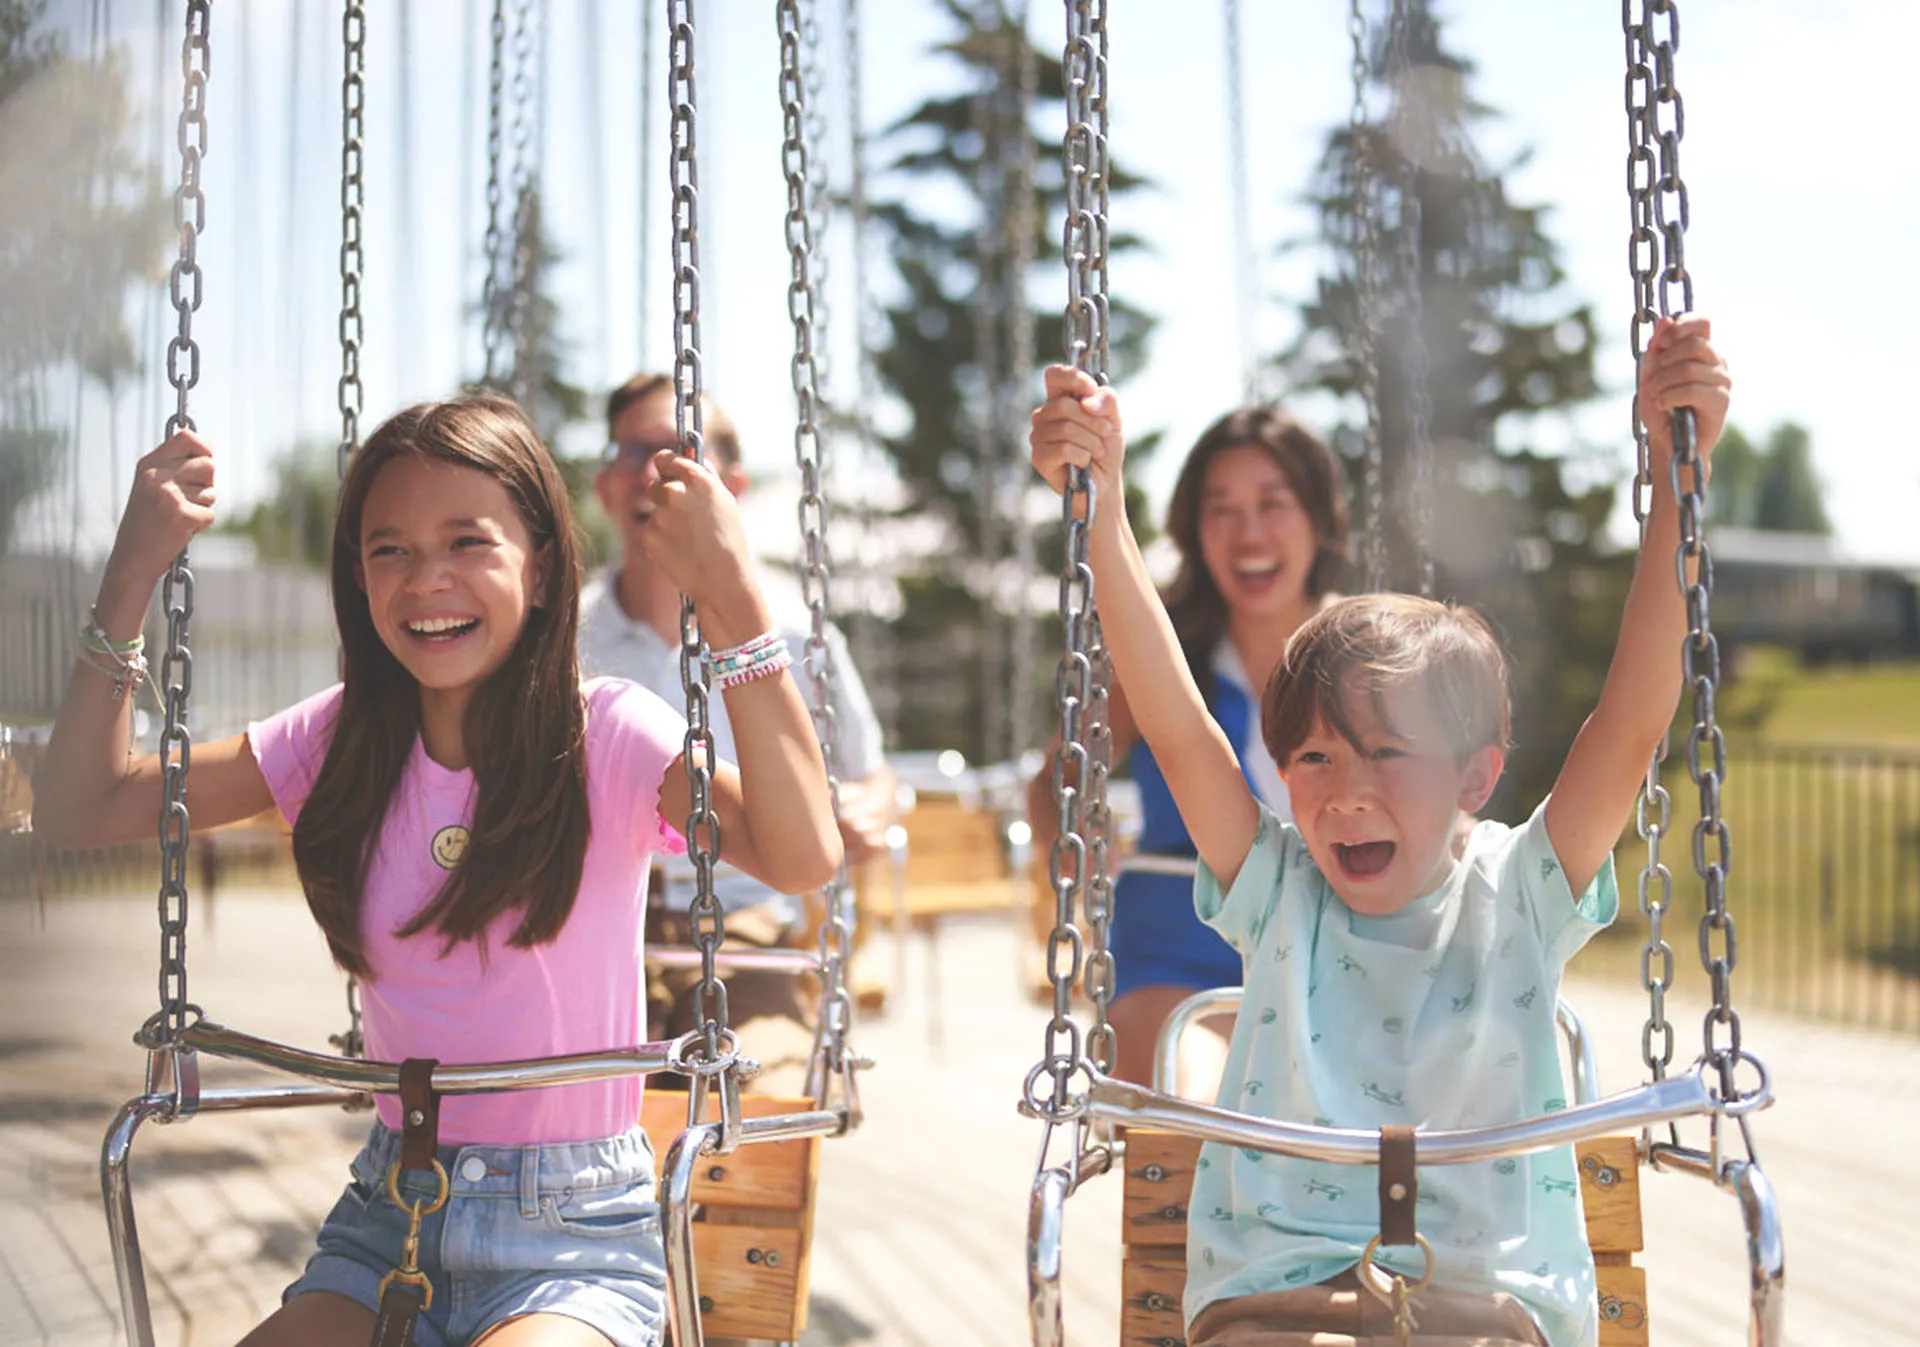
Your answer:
[1264,594,1512,766]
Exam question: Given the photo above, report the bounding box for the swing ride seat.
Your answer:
[1118,1130,1649,1346]
[885,793,1019,924]
[639,1091,823,1342]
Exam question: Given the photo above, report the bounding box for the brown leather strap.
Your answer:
[370,1279,425,1347]
[1378,1124,1418,1247]
[398,1057,440,1173]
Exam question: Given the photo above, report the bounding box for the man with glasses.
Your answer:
[582,372,892,1095]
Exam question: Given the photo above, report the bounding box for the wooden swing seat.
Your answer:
[639,1091,823,1342]
[1120,1131,1649,1346]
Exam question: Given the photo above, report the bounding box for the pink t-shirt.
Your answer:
[248,675,687,1144]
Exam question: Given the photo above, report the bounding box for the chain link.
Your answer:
[667,0,727,1065]
[1348,0,1386,594]
[142,0,212,1051]
[1386,0,1434,598]
[481,0,508,386]
[338,0,365,483]
[777,0,859,1097]
[799,0,833,401]
[1622,0,1675,1086]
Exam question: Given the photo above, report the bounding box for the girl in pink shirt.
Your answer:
[35,395,842,1347]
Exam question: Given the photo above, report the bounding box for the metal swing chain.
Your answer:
[480,0,508,387]
[1386,0,1435,598]
[667,0,727,1066]
[1623,0,1676,1086]
[1348,0,1387,594]
[799,0,833,404]
[1639,0,1747,1106]
[1076,0,1117,1081]
[776,0,858,1092]
[338,0,365,483]
[141,0,212,1051]
[336,0,369,1059]
[506,0,538,407]
[1023,0,1104,1125]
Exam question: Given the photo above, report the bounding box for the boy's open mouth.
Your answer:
[1334,841,1395,877]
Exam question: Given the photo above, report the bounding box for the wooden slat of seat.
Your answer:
[639,1092,815,1209]
[1119,1131,1650,1346]
[691,1223,807,1341]
[1576,1136,1644,1254]
[639,1091,822,1341]
[1121,1259,1187,1346]
[1122,1132,1200,1251]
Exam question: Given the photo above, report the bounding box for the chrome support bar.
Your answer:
[1555,997,1601,1106]
[1087,1068,1719,1166]
[1118,853,1199,878]
[102,1095,173,1347]
[1027,1165,1069,1347]
[662,1121,723,1347]
[1732,1160,1786,1347]
[180,1021,675,1095]
[1154,986,1241,1096]
[647,945,824,975]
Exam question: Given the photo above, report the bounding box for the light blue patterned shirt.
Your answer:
[1184,799,1617,1347]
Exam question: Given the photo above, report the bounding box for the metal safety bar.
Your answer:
[1026,1166,1069,1347]
[661,1108,848,1347]
[178,1020,683,1094]
[647,944,825,976]
[1087,1067,1730,1167]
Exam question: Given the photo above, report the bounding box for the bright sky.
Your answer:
[25,0,1920,566]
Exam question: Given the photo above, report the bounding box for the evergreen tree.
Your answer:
[1752,421,1829,535]
[0,1,167,554]
[1704,421,1830,535]
[1705,424,1761,529]
[1276,3,1619,812]
[868,1,1155,763]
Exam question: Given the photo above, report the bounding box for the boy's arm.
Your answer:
[1547,317,1730,896]
[1032,367,1262,888]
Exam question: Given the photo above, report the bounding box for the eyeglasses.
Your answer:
[602,438,683,468]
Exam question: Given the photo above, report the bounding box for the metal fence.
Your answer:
[1589,742,1920,1036]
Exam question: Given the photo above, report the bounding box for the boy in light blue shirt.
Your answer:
[1029,314,1729,1344]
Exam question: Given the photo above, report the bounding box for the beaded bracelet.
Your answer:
[707,632,793,691]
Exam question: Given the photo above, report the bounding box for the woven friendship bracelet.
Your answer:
[707,631,786,677]
[713,637,793,691]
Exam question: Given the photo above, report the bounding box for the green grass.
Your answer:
[1721,649,1920,747]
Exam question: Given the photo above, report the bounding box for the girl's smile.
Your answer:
[357,456,549,732]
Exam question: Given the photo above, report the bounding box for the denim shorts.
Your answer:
[285,1121,667,1347]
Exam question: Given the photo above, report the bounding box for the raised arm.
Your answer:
[644,451,843,894]
[1547,316,1731,895]
[32,433,275,849]
[1030,367,1261,888]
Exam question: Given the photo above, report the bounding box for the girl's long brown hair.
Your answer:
[292,395,591,979]
[1162,407,1349,694]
